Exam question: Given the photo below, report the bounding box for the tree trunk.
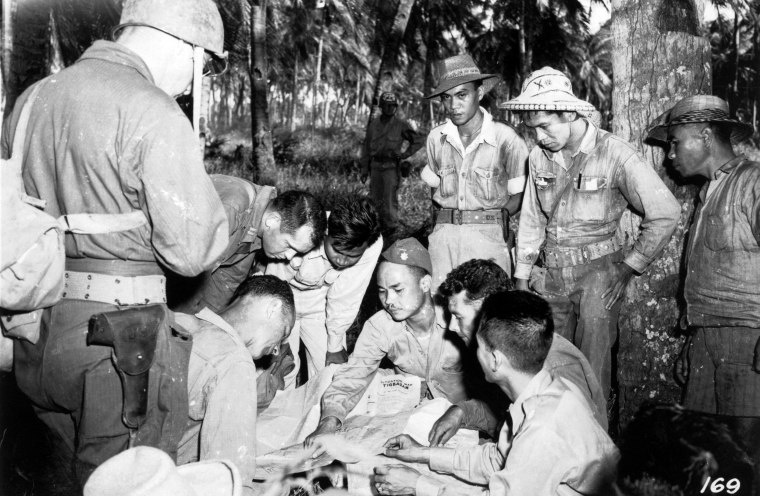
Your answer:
[290,53,298,132]
[611,0,710,428]
[353,72,362,125]
[250,0,276,182]
[4,0,49,117]
[365,0,416,138]
[518,0,528,79]
[312,25,324,130]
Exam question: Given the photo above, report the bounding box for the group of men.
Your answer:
[2,0,759,493]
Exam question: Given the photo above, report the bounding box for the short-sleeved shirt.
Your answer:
[422,108,528,211]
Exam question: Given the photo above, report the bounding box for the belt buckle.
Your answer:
[454,210,463,225]
[581,246,590,262]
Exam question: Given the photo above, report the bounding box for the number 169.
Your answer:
[700,477,741,494]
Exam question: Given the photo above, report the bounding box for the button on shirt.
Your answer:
[266,236,383,352]
[515,120,680,279]
[177,308,258,494]
[320,307,468,423]
[418,369,619,496]
[422,108,528,211]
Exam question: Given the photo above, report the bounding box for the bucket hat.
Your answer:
[426,54,500,99]
[84,446,242,496]
[645,95,753,145]
[499,67,595,114]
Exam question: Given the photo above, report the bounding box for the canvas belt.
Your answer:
[62,270,166,306]
[542,237,621,268]
[436,209,502,225]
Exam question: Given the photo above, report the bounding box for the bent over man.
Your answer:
[304,238,468,445]
[502,67,680,396]
[422,54,528,291]
[1,0,229,484]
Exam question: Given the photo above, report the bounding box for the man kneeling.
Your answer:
[375,291,618,496]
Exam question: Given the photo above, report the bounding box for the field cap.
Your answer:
[381,238,433,275]
[380,92,398,105]
[426,54,500,99]
[500,66,595,114]
[84,446,242,496]
[645,95,753,145]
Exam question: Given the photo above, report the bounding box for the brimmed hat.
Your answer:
[645,95,753,145]
[381,238,433,275]
[499,67,595,114]
[84,447,242,496]
[426,54,500,99]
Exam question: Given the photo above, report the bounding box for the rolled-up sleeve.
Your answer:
[141,111,228,277]
[616,153,680,273]
[325,238,383,352]
[504,135,529,195]
[320,319,389,422]
[515,156,547,280]
[429,441,504,486]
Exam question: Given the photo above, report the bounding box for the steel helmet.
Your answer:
[113,0,227,63]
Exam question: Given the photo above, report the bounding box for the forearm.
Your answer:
[514,175,546,279]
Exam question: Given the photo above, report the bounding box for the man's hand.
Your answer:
[515,278,530,292]
[428,405,465,447]
[374,465,421,496]
[325,348,348,366]
[600,262,636,310]
[383,434,430,464]
[303,416,341,451]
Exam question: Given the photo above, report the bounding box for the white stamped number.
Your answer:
[700,477,741,494]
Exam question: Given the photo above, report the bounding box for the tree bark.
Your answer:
[611,0,710,428]
[353,72,362,125]
[290,53,299,132]
[312,23,324,129]
[250,0,276,181]
[4,0,49,117]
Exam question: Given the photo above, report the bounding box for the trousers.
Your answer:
[538,251,624,397]
[370,163,399,228]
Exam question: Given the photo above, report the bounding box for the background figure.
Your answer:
[647,95,760,493]
[421,54,528,293]
[361,92,423,232]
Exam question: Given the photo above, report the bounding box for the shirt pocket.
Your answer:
[471,167,501,202]
[438,167,457,197]
[570,176,608,223]
[702,214,731,252]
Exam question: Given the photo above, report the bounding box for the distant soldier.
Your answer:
[647,95,760,484]
[361,92,423,230]
[421,54,528,292]
[502,67,681,397]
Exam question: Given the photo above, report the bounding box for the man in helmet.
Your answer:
[1,0,228,486]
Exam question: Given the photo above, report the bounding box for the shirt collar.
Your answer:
[441,107,498,149]
[78,40,154,84]
[507,368,552,432]
[401,304,447,334]
[540,118,597,161]
[714,155,745,180]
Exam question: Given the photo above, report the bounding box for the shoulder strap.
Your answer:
[545,131,613,226]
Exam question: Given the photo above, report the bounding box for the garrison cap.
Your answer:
[381,238,432,275]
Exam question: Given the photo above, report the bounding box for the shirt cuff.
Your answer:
[326,333,345,353]
[514,262,533,280]
[428,447,456,474]
[416,475,444,496]
[507,175,527,195]
[320,404,347,425]
[623,249,649,274]
[421,165,440,188]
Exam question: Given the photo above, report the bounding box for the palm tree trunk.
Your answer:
[518,0,528,79]
[312,22,324,129]
[612,0,710,429]
[251,0,276,181]
[2,0,14,115]
[353,73,361,124]
[290,53,298,132]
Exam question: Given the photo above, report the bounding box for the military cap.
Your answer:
[381,237,432,275]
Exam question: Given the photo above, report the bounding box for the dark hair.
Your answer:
[477,290,553,374]
[439,259,513,300]
[269,191,327,247]
[231,274,295,317]
[328,196,382,251]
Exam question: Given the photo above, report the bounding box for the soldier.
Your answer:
[421,54,529,292]
[361,92,423,231]
[502,67,681,396]
[2,0,228,484]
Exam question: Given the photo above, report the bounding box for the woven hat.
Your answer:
[646,95,753,145]
[426,54,500,99]
[380,92,398,105]
[499,67,595,113]
[381,238,432,275]
[84,446,242,496]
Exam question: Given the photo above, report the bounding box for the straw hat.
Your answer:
[499,66,595,114]
[425,54,500,99]
[84,447,242,496]
[646,95,753,145]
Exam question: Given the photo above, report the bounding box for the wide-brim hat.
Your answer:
[426,54,501,99]
[499,66,595,114]
[645,95,753,145]
[84,446,242,496]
